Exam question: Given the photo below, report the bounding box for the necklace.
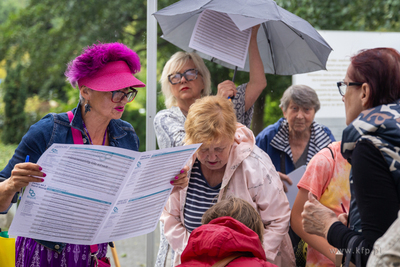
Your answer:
[82,121,108,145]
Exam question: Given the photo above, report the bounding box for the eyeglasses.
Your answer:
[337,81,364,96]
[111,87,138,103]
[168,69,199,85]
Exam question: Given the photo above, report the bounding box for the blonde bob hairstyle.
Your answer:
[160,51,211,109]
[184,96,237,146]
[202,197,265,243]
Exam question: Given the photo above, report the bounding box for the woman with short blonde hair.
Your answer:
[155,25,267,266]
[184,96,236,146]
[161,96,293,266]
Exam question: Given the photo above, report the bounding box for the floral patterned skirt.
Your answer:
[15,236,108,267]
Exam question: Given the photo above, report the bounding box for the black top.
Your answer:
[327,139,399,266]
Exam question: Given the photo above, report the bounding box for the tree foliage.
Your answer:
[2,63,28,143]
[0,0,149,100]
[0,0,152,148]
[0,0,257,148]
[0,0,399,144]
[276,0,400,31]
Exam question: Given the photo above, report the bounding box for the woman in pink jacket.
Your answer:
[161,96,293,266]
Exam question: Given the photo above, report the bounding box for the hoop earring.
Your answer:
[84,102,91,114]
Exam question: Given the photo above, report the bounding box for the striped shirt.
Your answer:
[183,159,221,233]
[269,119,332,165]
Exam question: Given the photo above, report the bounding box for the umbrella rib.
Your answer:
[262,23,276,75]
[281,22,304,40]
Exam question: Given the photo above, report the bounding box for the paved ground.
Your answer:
[106,227,161,267]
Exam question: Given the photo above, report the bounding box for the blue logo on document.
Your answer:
[137,161,141,168]
[98,153,113,162]
[50,148,58,154]
[27,189,36,199]
[112,207,118,214]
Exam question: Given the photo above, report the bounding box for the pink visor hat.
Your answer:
[77,61,145,91]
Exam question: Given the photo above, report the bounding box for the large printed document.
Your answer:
[189,9,252,68]
[9,143,200,245]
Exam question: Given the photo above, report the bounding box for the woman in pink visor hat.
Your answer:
[0,42,188,267]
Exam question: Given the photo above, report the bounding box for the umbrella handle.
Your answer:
[109,242,121,267]
[232,66,238,83]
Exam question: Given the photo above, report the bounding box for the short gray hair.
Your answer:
[160,51,211,109]
[279,85,320,112]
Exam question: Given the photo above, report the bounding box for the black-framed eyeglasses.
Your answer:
[337,81,364,96]
[168,69,199,85]
[111,87,138,103]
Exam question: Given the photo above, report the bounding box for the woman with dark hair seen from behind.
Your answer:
[177,197,278,267]
[0,42,187,267]
[301,47,400,267]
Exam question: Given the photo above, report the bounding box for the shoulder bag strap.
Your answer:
[344,235,359,267]
[325,146,335,160]
[211,252,247,267]
[67,111,84,145]
[68,111,103,262]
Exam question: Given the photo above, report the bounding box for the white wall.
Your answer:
[292,30,400,140]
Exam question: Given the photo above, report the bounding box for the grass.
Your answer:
[0,142,17,170]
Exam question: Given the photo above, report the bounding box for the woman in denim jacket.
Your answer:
[0,42,187,267]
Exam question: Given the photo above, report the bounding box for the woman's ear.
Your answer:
[281,107,287,119]
[360,83,371,108]
[80,86,91,100]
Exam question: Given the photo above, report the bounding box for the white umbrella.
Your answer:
[153,0,332,75]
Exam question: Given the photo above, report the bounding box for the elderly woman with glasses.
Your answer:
[162,96,292,267]
[301,48,400,266]
[0,42,187,267]
[154,25,266,150]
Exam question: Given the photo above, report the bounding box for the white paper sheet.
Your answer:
[286,165,307,209]
[189,9,251,68]
[9,143,200,245]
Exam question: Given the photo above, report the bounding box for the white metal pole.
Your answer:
[146,0,157,265]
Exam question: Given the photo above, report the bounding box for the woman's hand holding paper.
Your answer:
[170,166,189,188]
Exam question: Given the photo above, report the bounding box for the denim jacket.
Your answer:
[0,103,139,252]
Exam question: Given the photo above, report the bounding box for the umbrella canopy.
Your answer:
[153,0,332,75]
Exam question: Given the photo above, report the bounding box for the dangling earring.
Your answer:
[84,101,91,114]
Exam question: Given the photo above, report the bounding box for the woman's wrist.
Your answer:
[324,217,340,239]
